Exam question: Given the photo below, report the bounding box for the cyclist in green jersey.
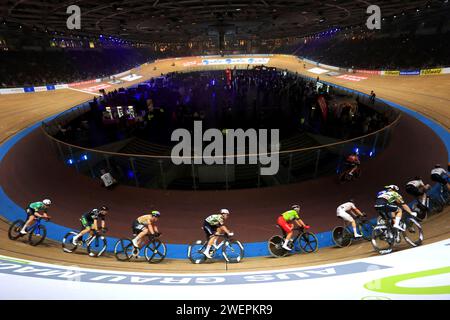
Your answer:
[202,209,233,259]
[277,205,309,251]
[374,185,417,231]
[20,199,52,235]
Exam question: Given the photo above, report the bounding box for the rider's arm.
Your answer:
[401,203,415,215]
[147,223,155,235]
[100,218,106,229]
[93,219,98,231]
[219,225,232,235]
[353,208,365,217]
[295,219,306,228]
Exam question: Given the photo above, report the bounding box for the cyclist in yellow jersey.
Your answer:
[277,205,308,251]
[131,211,161,247]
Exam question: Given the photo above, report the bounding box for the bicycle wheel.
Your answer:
[332,227,352,248]
[403,218,424,247]
[429,197,443,214]
[114,239,134,261]
[268,235,288,257]
[222,240,244,263]
[87,235,107,257]
[188,240,207,264]
[28,225,47,246]
[298,232,319,253]
[359,221,375,241]
[8,220,25,240]
[62,231,79,253]
[371,225,394,255]
[145,240,167,264]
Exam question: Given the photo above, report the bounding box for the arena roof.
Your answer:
[1,0,448,42]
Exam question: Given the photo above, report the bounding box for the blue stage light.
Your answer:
[67,159,74,165]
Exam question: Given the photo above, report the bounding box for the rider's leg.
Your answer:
[73,227,90,244]
[282,230,294,250]
[203,235,218,257]
[393,208,405,230]
[20,215,35,234]
[350,220,362,238]
[132,229,148,247]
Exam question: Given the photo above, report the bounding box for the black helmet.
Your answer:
[435,164,441,168]
[100,206,109,211]
[292,204,301,212]
[349,199,356,204]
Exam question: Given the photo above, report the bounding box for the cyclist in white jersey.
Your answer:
[336,200,366,238]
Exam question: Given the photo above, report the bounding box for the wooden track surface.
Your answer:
[0,55,449,273]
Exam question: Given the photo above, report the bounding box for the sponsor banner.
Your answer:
[0,88,25,95]
[182,60,199,67]
[443,67,450,74]
[85,84,111,92]
[54,84,69,90]
[69,79,97,87]
[356,70,382,75]
[308,67,329,75]
[120,74,143,82]
[46,85,56,91]
[337,75,368,82]
[382,70,400,76]
[420,68,442,75]
[34,86,48,92]
[201,58,270,66]
[95,78,102,83]
[400,70,420,76]
[326,71,341,76]
[24,87,35,93]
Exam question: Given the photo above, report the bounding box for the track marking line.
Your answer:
[67,87,102,96]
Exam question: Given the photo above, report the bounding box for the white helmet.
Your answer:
[384,185,399,192]
[43,199,52,206]
[220,208,230,215]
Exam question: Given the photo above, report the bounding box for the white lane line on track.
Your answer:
[66,87,102,96]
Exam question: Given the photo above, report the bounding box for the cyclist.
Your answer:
[277,205,309,251]
[131,210,161,248]
[345,152,361,177]
[202,209,233,259]
[20,199,52,235]
[336,200,366,238]
[431,164,450,192]
[72,206,109,246]
[405,177,431,210]
[374,185,416,231]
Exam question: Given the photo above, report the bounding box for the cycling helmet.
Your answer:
[220,208,230,215]
[151,210,161,217]
[349,199,356,204]
[292,204,301,212]
[43,199,52,206]
[100,206,109,211]
[435,164,441,168]
[384,185,399,192]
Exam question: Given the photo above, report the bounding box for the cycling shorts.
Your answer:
[132,219,146,235]
[203,221,219,239]
[405,184,424,197]
[277,216,294,234]
[336,209,354,223]
[374,198,399,219]
[26,208,36,217]
[431,173,449,185]
[80,216,94,229]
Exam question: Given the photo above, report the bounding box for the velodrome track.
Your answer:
[0,55,449,283]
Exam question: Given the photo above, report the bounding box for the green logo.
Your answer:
[364,266,450,295]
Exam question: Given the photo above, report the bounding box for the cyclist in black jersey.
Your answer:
[72,206,109,245]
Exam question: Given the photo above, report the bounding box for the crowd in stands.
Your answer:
[286,33,450,70]
[55,68,392,149]
[0,48,155,88]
